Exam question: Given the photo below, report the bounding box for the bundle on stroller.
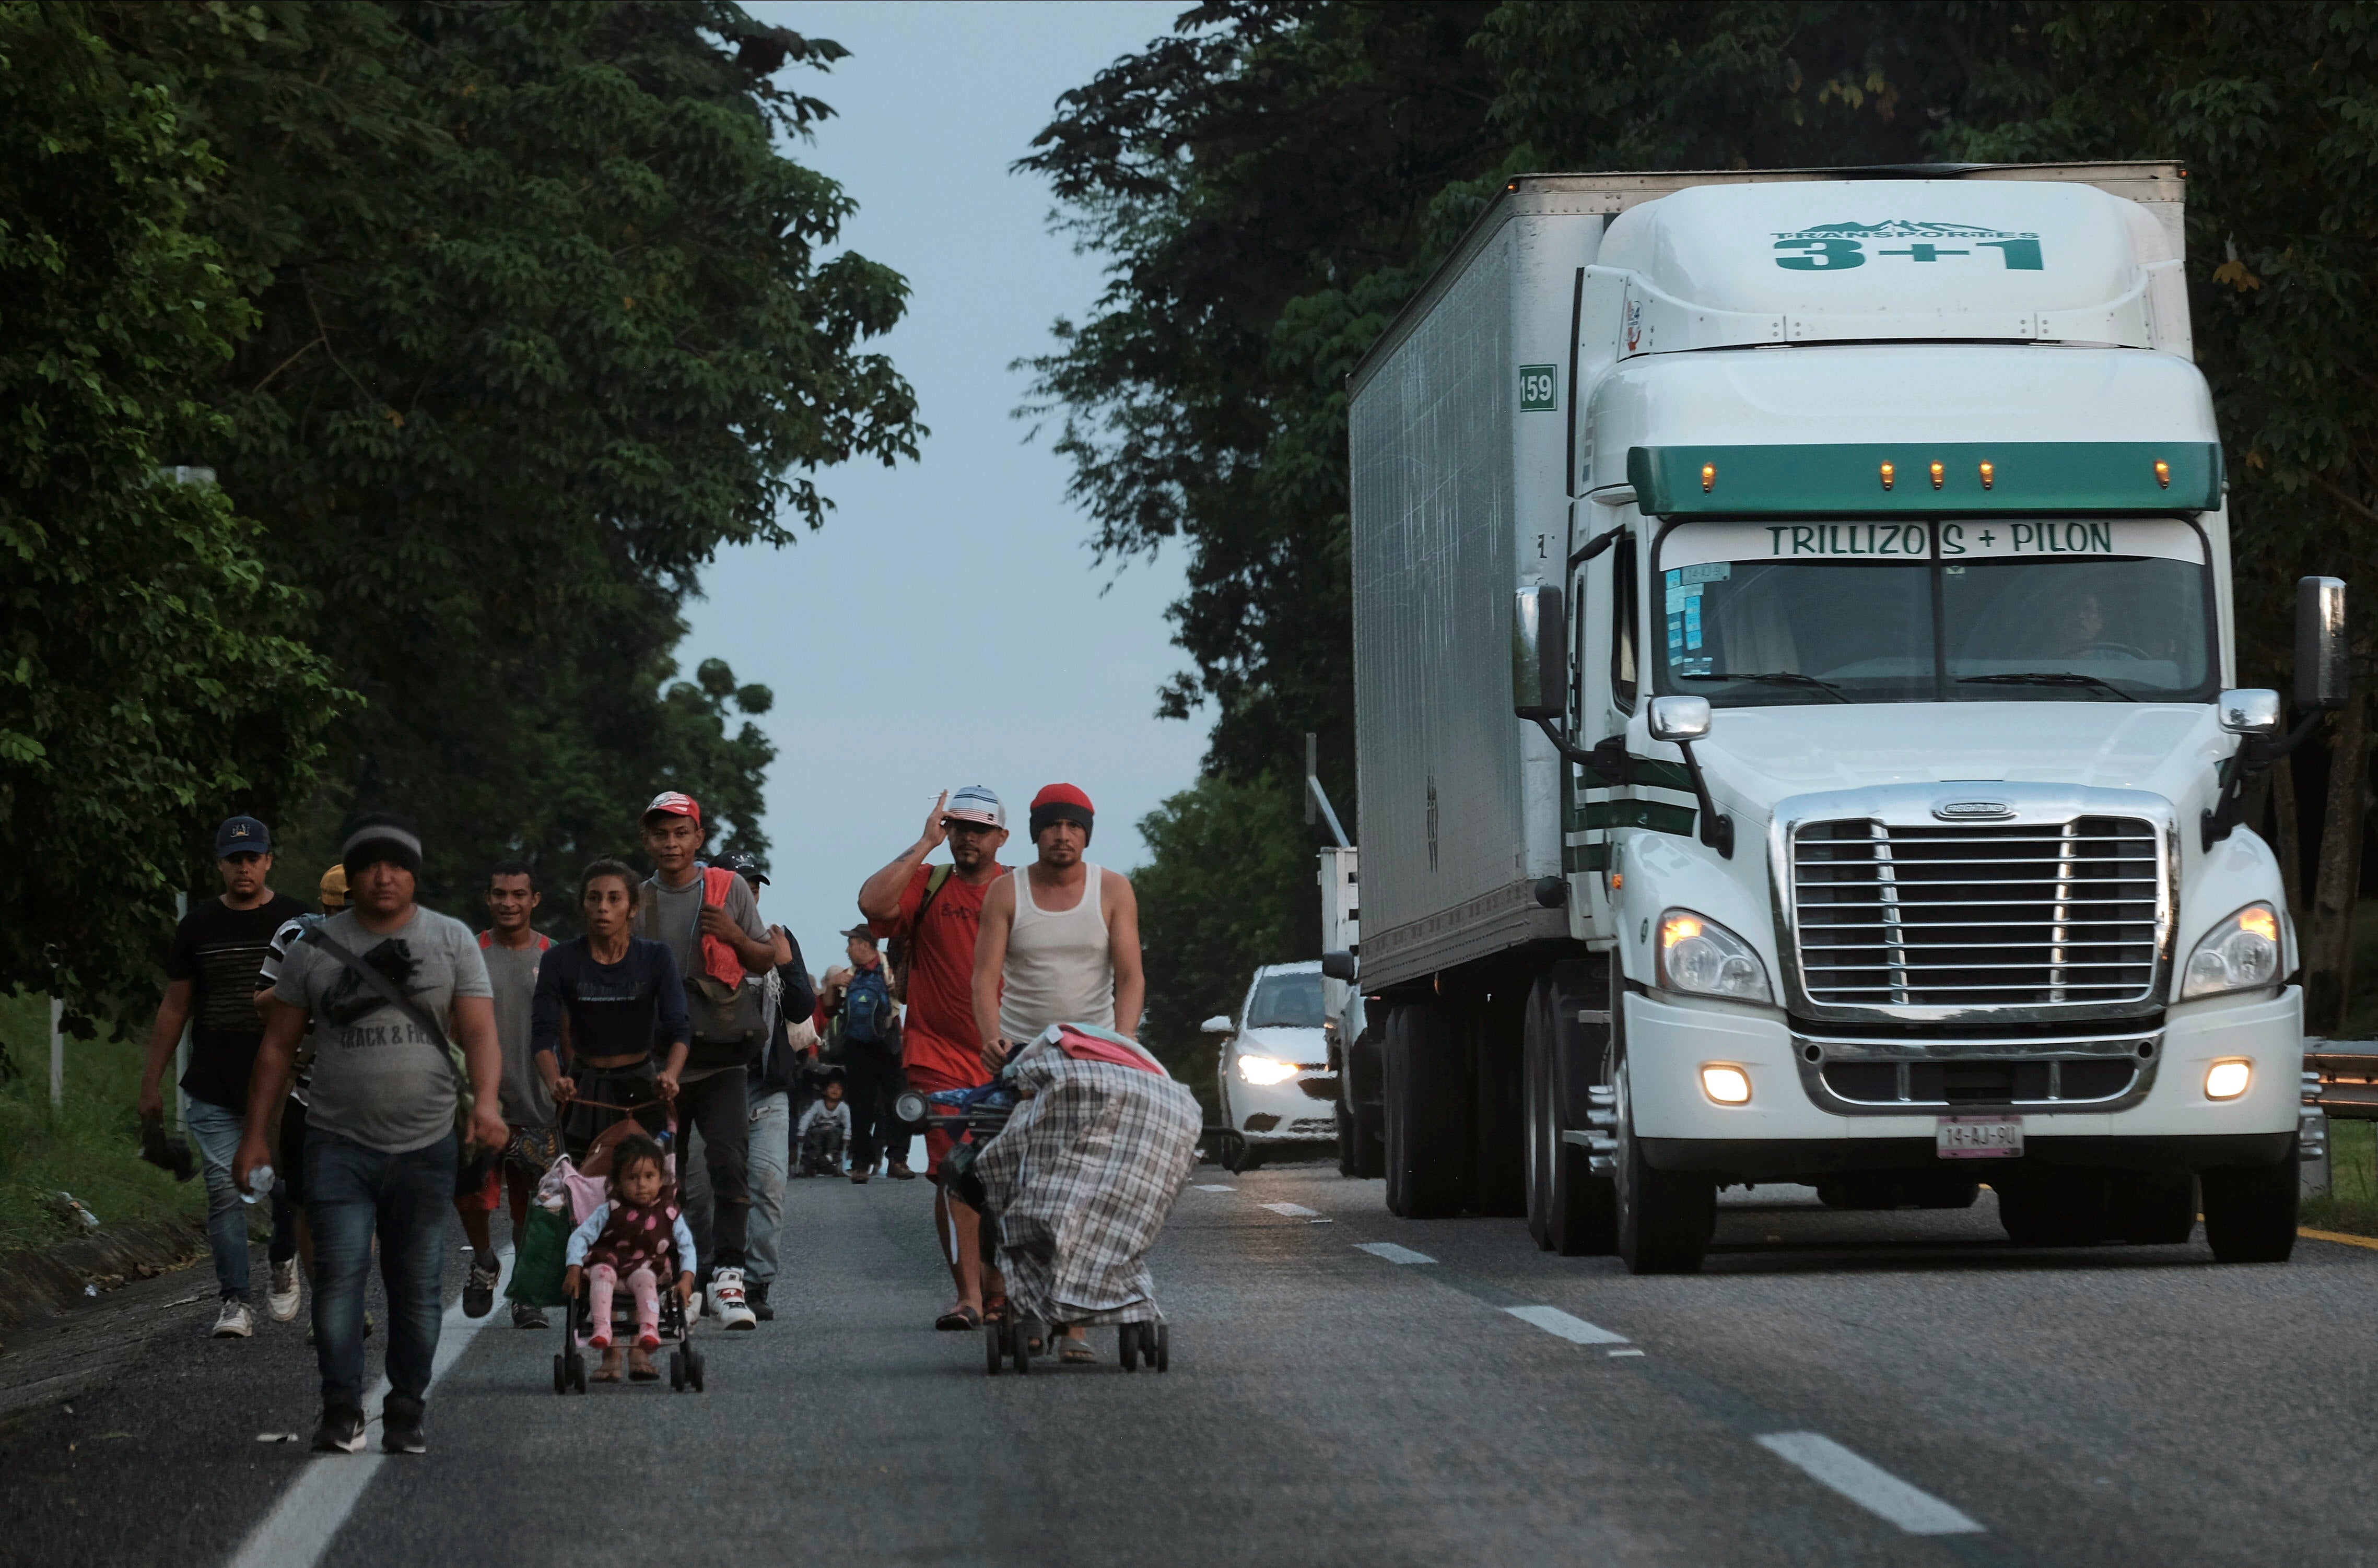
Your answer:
[921,1023,1201,1375]
[523,1150,707,1395]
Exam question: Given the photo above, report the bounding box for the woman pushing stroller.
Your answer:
[531,859,691,1160]
[564,1134,694,1382]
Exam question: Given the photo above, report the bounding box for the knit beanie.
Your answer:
[1028,783,1095,844]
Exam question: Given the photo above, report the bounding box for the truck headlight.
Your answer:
[1657,910,1772,1004]
[2178,902,2281,999]
[1236,1054,1298,1086]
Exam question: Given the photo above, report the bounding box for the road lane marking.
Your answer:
[227,1245,512,1568]
[1754,1432,1983,1536]
[1607,1349,1645,1358]
[2300,1227,2378,1253]
[1353,1242,1435,1265]
[1260,1201,1322,1218]
[1504,1304,1629,1345]
[1193,1184,1236,1192]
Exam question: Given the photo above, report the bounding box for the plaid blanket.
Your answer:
[975,1047,1202,1326]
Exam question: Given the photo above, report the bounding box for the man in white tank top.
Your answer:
[971,782,1144,1069]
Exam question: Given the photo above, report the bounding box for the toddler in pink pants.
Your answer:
[564,1135,695,1382]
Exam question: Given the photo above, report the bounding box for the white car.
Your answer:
[1208,962,1337,1170]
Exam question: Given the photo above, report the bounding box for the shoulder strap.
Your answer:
[913,863,955,926]
[299,926,454,1056]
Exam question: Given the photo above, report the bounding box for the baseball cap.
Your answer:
[943,784,1005,829]
[642,790,701,828]
[841,924,878,945]
[318,865,349,907]
[723,852,768,885]
[215,816,271,857]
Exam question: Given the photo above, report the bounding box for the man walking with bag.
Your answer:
[824,925,906,1183]
[633,792,776,1329]
[237,814,506,1455]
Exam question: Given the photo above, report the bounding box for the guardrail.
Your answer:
[2300,1040,2378,1199]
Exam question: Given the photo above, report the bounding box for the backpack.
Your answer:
[843,964,893,1046]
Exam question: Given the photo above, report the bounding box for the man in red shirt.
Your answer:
[857,785,1010,1330]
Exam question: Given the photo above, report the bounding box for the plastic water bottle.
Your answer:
[243,1164,275,1205]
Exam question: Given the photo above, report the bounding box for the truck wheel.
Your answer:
[1385,1002,1469,1219]
[1471,997,1527,1218]
[1525,975,1614,1255]
[1994,1174,2108,1246]
[2202,1157,2298,1263]
[1612,1055,1712,1275]
[2110,1172,2196,1244]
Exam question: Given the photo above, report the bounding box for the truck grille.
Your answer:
[1792,818,2162,1009]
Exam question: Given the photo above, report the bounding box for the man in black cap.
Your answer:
[138,815,308,1340]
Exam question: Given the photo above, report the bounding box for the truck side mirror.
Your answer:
[2297,576,2350,710]
[1647,694,1713,742]
[1320,950,1356,982]
[1200,1015,1233,1034]
[2217,689,2282,736]
[1512,585,1567,720]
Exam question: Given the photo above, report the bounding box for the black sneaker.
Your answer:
[511,1300,549,1330]
[463,1252,500,1318]
[382,1395,426,1455]
[312,1406,367,1454]
[748,1280,775,1322]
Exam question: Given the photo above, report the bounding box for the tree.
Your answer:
[0,2,347,1033]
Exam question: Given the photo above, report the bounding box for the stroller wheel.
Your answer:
[553,1353,569,1396]
[571,1353,588,1394]
[688,1346,707,1393]
[1012,1320,1032,1376]
[985,1321,1003,1376]
[669,1348,686,1392]
[1117,1323,1139,1372]
[1154,1323,1170,1374]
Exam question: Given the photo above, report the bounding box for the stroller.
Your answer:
[538,1151,707,1395]
[916,1023,1201,1376]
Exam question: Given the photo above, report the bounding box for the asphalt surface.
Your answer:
[4,1159,2375,1566]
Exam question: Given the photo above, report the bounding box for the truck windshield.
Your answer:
[1246,972,1326,1029]
[1653,518,2214,706]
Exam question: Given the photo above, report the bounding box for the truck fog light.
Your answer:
[1701,1064,1751,1104]
[1656,910,1773,1004]
[2205,1058,2252,1101]
[1236,1053,1298,1086]
[2178,903,2283,1000]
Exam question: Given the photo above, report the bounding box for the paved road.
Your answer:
[5,1162,2375,1566]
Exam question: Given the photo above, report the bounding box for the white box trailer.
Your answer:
[1339,163,2342,1271]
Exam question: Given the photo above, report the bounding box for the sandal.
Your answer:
[935,1304,983,1331]
[982,1296,1007,1326]
[1060,1336,1098,1366]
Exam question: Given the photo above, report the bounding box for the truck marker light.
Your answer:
[2205,1058,2252,1101]
[1702,463,1716,493]
[1700,1064,1751,1105]
[1978,461,1994,489]
[2154,458,2172,488]
[1929,461,1945,490]
[1879,462,1895,490]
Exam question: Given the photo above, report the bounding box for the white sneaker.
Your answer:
[212,1299,254,1338]
[710,1267,756,1330]
[267,1259,302,1323]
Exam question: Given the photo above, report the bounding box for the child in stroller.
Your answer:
[562,1134,698,1386]
[796,1079,851,1176]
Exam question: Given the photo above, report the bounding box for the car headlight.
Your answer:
[1657,910,1773,1003]
[1236,1054,1298,1086]
[2179,902,2281,999]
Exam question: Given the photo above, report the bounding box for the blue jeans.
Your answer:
[744,1092,790,1286]
[306,1129,454,1412]
[186,1098,265,1300]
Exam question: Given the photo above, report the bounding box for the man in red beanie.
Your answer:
[969,783,1143,1365]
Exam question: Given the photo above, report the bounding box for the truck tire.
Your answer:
[1471,997,1527,1218]
[1338,1020,1385,1180]
[1613,1054,1712,1274]
[1384,1001,1469,1219]
[2109,1172,2196,1244]
[2202,1155,2298,1263]
[1524,975,1614,1255]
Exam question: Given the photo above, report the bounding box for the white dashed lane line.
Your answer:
[1352,1242,1435,1265]
[1260,1201,1325,1219]
[1755,1433,1985,1536]
[1193,1184,1236,1192]
[1503,1304,1629,1345]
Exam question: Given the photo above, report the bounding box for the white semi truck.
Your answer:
[1331,163,2346,1273]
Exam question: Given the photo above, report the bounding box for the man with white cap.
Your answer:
[858,786,1012,1329]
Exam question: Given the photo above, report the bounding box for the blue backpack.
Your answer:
[843,965,893,1045]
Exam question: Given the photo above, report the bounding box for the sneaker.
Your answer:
[463,1252,500,1318]
[381,1396,425,1455]
[312,1406,367,1454]
[710,1266,757,1330]
[887,1162,918,1181]
[851,1171,870,1185]
[511,1301,549,1330]
[212,1299,254,1338]
[266,1259,302,1323]
[747,1280,775,1322]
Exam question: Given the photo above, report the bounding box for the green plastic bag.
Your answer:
[506,1205,573,1308]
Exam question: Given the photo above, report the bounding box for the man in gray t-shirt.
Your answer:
[631,791,776,1330]
[238,813,503,1457]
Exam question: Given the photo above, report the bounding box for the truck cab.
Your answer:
[1343,164,2342,1272]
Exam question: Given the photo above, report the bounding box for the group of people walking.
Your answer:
[139,777,1143,1451]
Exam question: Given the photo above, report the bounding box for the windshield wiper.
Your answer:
[1681,670,1850,703]
[1957,672,2136,702]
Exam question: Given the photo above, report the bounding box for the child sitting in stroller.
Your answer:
[796,1079,851,1177]
[563,1134,695,1383]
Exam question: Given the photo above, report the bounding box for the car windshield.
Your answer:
[1654,518,2214,705]
[1246,972,1325,1029]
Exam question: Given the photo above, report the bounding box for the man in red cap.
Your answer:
[969,783,1143,1364]
[858,786,1011,1329]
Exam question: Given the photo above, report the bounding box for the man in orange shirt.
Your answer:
[857,785,1010,1330]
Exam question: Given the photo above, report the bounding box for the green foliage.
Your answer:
[1132,774,1317,1087]
[0,2,347,1028]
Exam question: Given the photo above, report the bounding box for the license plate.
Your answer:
[1936,1115,2023,1159]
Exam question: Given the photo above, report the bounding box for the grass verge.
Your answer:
[0,992,204,1262]
[2302,1117,2378,1238]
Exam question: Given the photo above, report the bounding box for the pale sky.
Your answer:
[680,1,1200,968]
